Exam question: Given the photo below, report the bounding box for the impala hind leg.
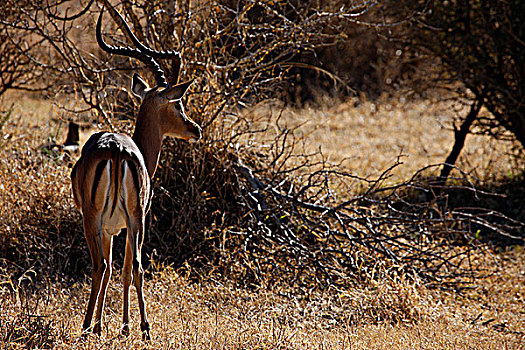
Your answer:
[129,218,150,340]
[82,216,105,334]
[93,232,113,335]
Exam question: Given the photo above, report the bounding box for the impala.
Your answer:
[71,7,201,340]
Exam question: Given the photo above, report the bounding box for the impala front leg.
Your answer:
[129,218,150,341]
[121,235,133,337]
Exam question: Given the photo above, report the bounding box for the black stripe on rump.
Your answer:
[126,160,142,210]
[91,160,108,205]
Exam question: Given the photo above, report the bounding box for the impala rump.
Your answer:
[72,132,151,234]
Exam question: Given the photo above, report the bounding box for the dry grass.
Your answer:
[1,260,523,349]
[0,91,524,349]
[242,96,523,184]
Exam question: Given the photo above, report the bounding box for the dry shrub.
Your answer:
[0,103,85,280]
[147,104,523,294]
[0,291,55,349]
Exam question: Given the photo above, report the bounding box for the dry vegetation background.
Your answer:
[0,0,524,349]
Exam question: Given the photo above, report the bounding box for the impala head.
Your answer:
[131,73,202,142]
[97,7,202,143]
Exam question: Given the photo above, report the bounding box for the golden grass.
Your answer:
[242,96,523,183]
[1,260,523,349]
[0,91,523,349]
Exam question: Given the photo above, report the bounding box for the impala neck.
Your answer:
[132,104,163,179]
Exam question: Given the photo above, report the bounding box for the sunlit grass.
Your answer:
[1,261,523,349]
[241,96,523,185]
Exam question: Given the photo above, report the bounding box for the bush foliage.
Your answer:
[403,0,525,148]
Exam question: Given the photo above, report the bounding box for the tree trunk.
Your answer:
[437,97,483,186]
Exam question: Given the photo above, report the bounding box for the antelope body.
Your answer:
[71,7,201,340]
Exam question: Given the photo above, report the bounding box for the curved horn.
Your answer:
[110,6,182,84]
[111,7,181,60]
[96,8,168,88]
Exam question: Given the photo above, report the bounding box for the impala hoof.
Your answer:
[93,323,102,335]
[142,330,151,341]
[141,322,151,341]
[121,324,130,338]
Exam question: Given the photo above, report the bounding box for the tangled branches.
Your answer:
[152,110,524,293]
[236,162,523,290]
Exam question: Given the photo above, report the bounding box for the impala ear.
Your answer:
[131,73,149,99]
[160,79,194,100]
